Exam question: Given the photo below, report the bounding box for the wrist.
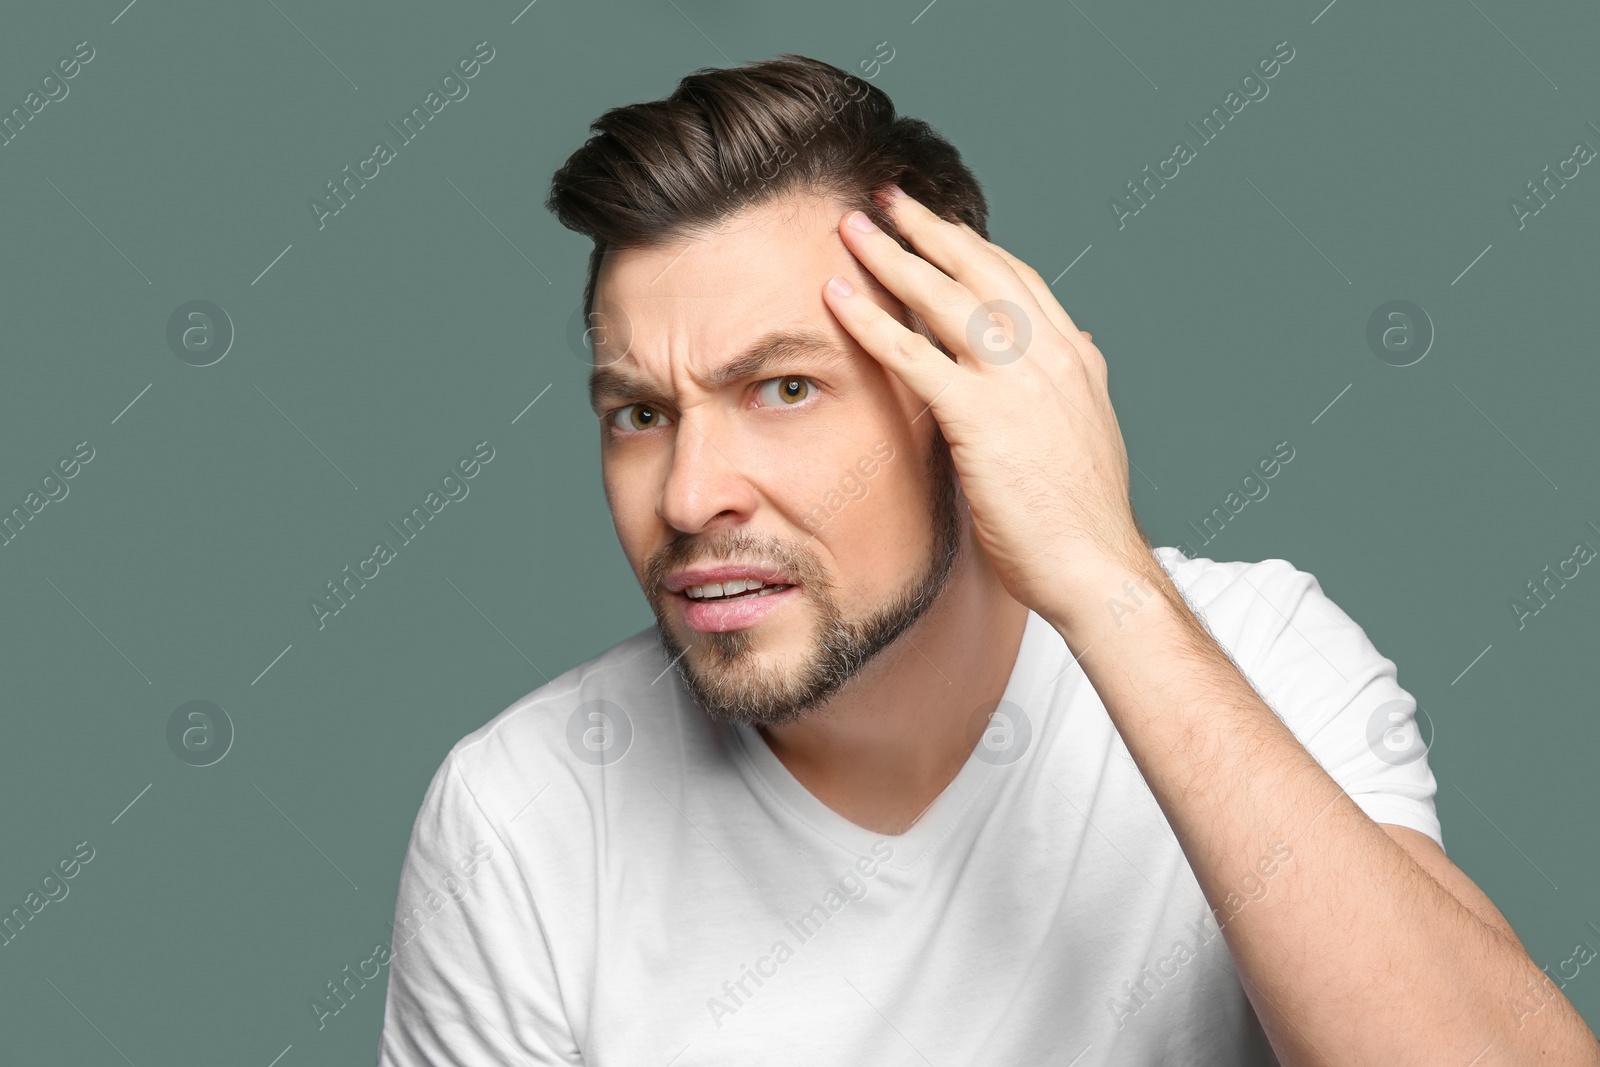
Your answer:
[1039,547,1185,650]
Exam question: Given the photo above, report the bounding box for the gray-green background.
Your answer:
[2,0,1597,1061]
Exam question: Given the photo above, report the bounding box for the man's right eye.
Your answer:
[607,403,674,436]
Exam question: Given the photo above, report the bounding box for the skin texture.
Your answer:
[641,416,965,730]
[590,191,1029,833]
[817,185,1600,1065]
[589,185,1600,1062]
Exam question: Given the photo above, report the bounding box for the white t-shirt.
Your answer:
[375,549,1442,1066]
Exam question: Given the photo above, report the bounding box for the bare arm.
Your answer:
[1043,564,1600,1066]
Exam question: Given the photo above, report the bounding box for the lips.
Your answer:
[664,563,797,594]
[661,559,805,633]
[677,582,801,633]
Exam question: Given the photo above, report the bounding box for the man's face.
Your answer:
[588,192,967,728]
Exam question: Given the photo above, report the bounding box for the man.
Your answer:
[376,54,1599,1065]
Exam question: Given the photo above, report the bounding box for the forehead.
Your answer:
[597,190,854,313]
[586,192,880,404]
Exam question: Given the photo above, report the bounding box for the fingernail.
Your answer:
[886,183,907,200]
[828,276,854,296]
[846,211,878,233]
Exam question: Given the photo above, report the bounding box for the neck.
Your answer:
[756,543,1031,836]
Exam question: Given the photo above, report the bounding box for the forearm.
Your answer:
[1045,558,1600,1065]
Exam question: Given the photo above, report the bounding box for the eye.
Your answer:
[607,403,673,436]
[755,375,816,408]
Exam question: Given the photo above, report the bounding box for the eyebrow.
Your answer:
[587,327,853,414]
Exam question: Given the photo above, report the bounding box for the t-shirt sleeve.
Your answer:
[1214,559,1445,853]
[376,750,583,1065]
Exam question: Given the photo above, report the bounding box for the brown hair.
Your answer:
[545,52,989,344]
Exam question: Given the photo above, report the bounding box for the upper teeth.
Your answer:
[685,579,782,599]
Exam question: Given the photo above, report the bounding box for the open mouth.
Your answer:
[681,581,796,603]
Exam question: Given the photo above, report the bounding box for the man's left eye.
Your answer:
[755,376,815,407]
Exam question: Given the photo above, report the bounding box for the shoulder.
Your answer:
[1153,546,1444,849]
[1152,543,1307,601]
[1152,544,1392,707]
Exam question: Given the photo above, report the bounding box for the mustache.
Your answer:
[645,529,830,596]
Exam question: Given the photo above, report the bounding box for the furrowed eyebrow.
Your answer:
[587,327,852,415]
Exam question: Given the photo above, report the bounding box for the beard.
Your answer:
[643,426,965,729]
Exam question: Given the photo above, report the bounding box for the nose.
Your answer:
[656,413,758,535]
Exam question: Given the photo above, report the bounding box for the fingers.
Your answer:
[974,233,1104,382]
[974,235,1079,338]
[836,209,984,363]
[878,189,1028,312]
[838,186,1104,385]
[822,274,963,414]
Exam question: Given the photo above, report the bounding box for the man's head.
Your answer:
[546,55,990,727]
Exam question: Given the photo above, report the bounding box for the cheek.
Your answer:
[602,462,654,557]
[805,466,931,594]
